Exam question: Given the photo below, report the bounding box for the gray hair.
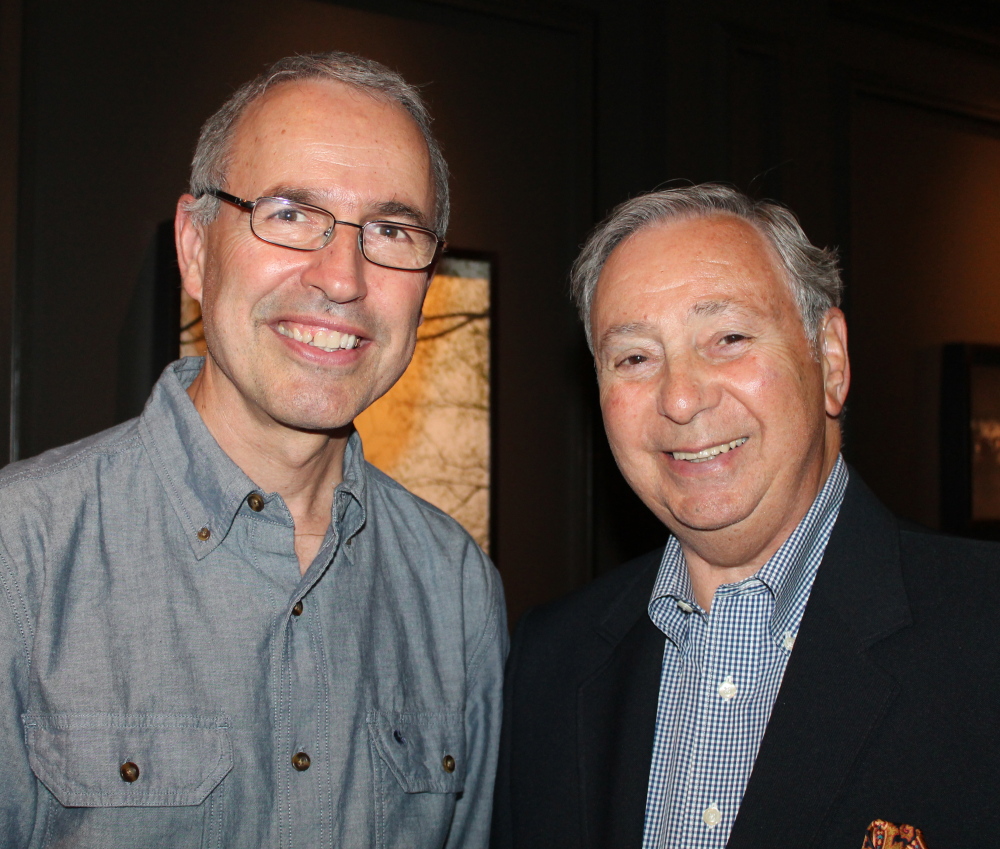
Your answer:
[185,51,449,234]
[570,183,842,351]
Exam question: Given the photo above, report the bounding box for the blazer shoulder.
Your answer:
[898,524,1000,605]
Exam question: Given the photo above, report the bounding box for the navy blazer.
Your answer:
[492,472,1000,848]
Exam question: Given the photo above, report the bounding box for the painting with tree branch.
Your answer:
[355,253,492,551]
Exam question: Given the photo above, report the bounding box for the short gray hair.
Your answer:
[571,183,842,350]
[185,51,449,234]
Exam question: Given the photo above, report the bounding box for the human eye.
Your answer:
[707,330,753,359]
[266,204,310,224]
[606,347,657,374]
[618,353,648,367]
[368,222,414,242]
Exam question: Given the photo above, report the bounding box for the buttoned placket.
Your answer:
[229,484,357,849]
[660,579,774,849]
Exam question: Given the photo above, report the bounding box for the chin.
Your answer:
[265,396,360,433]
[658,493,755,534]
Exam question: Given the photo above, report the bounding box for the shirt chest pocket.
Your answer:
[23,712,232,849]
[368,709,465,848]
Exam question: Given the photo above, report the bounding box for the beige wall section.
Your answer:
[849,92,1000,527]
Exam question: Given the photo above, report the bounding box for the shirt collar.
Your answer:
[337,430,368,544]
[139,358,368,559]
[648,455,848,649]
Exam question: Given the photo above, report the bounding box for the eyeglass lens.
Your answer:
[249,197,438,270]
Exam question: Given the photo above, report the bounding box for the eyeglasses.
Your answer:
[202,188,444,272]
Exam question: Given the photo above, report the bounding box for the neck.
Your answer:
[187,361,349,573]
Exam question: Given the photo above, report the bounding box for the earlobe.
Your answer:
[175,195,207,304]
[820,308,850,417]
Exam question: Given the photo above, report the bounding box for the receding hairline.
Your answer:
[592,211,797,308]
[219,76,437,216]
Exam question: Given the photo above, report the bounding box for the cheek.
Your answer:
[385,281,429,337]
[729,351,807,406]
[600,384,655,451]
[735,355,825,440]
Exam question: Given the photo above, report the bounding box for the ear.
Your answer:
[175,194,208,305]
[819,308,850,417]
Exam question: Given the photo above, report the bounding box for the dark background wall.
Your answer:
[3,0,1000,626]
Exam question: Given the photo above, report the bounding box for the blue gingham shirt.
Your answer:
[0,358,507,849]
[642,457,848,849]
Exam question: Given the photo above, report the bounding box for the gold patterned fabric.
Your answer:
[862,820,929,848]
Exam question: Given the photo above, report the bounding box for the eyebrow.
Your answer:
[265,186,432,229]
[690,299,733,317]
[267,185,316,205]
[598,321,658,349]
[371,200,431,229]
[597,299,758,348]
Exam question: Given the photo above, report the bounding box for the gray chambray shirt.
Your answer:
[0,357,507,849]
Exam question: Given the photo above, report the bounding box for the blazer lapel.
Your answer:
[728,473,912,849]
[577,549,665,849]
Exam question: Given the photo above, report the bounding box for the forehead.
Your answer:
[225,78,434,211]
[593,214,793,327]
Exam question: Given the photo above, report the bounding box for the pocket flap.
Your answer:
[368,710,466,794]
[23,712,233,807]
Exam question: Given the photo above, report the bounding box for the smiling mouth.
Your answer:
[277,321,361,352]
[671,437,748,463]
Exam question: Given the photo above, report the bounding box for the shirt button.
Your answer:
[247,493,265,512]
[782,631,797,651]
[292,600,304,616]
[197,527,211,541]
[120,761,140,783]
[703,804,722,829]
[676,600,695,614]
[442,754,456,773]
[718,675,738,701]
[291,751,311,771]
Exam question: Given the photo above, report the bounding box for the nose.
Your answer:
[657,354,720,425]
[299,223,368,303]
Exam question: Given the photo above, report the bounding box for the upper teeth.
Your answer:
[278,322,359,351]
[672,438,747,462]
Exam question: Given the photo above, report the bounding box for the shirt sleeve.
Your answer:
[444,544,508,849]
[0,538,38,848]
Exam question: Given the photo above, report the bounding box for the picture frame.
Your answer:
[940,343,1000,538]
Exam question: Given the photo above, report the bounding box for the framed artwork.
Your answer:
[180,250,494,553]
[941,343,1000,538]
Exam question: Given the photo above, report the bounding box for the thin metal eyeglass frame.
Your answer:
[201,188,444,272]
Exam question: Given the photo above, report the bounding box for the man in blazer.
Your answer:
[492,184,1000,849]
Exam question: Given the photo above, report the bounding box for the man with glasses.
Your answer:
[0,52,506,848]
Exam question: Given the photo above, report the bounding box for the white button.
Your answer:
[717,675,737,701]
[782,631,797,652]
[676,600,695,614]
[702,804,722,828]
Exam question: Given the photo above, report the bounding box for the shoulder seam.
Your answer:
[464,550,505,685]
[0,430,143,489]
[0,535,33,669]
